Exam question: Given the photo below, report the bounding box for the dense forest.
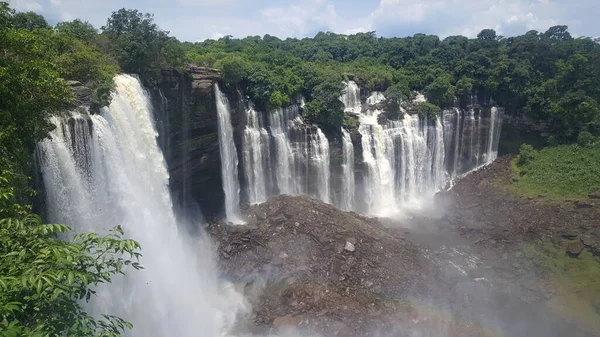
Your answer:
[1,0,600,334]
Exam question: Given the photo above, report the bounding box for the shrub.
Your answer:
[517,143,536,166]
[577,131,595,147]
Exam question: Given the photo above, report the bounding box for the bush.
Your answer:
[577,131,595,147]
[517,143,536,166]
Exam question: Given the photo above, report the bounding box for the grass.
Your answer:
[517,237,600,333]
[511,144,600,199]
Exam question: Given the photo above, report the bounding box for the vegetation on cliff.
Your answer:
[185,28,600,140]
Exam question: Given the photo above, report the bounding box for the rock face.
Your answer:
[151,66,243,220]
[66,80,92,108]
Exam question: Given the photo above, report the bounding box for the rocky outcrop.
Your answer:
[188,65,221,95]
[66,80,92,108]
[151,66,243,220]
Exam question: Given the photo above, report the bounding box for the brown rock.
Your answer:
[566,241,585,257]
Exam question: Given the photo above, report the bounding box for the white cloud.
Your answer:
[50,0,61,6]
[14,0,44,12]
[260,0,340,37]
[361,0,598,38]
[175,0,237,6]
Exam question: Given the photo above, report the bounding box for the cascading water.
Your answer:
[215,84,243,223]
[310,128,331,203]
[339,128,355,211]
[242,106,269,204]
[37,74,246,337]
[338,82,503,216]
[340,80,361,114]
[239,103,333,204]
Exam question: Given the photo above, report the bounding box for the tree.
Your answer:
[477,29,497,40]
[55,19,98,43]
[12,11,48,30]
[101,8,184,85]
[543,25,572,41]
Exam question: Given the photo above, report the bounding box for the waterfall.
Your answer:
[340,128,355,211]
[311,128,331,203]
[36,74,246,337]
[340,80,361,114]
[242,106,269,204]
[336,82,504,216]
[236,82,504,217]
[269,106,297,195]
[215,84,243,223]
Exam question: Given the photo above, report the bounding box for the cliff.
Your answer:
[152,66,244,220]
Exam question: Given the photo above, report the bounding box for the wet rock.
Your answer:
[566,241,585,257]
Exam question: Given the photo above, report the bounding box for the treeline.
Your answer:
[186,28,600,142]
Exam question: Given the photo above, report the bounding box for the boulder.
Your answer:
[566,241,585,257]
[67,80,92,107]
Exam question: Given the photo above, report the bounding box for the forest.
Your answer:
[1,0,600,335]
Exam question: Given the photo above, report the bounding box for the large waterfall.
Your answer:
[215,84,243,223]
[235,81,504,217]
[37,75,245,337]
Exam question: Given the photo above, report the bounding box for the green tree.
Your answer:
[12,11,48,31]
[55,19,98,43]
[101,8,184,85]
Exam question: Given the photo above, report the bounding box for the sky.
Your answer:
[9,0,600,41]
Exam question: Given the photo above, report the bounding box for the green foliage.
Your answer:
[512,144,600,199]
[0,215,142,336]
[55,19,98,43]
[414,102,441,121]
[516,143,536,166]
[101,8,185,86]
[12,11,48,31]
[577,131,596,147]
[185,25,600,135]
[214,54,248,86]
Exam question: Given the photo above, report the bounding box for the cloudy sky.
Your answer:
[10,0,600,41]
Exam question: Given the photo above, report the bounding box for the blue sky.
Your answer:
[9,0,600,41]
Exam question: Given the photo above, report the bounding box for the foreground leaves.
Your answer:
[0,215,142,336]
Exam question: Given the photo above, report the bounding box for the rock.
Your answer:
[561,230,580,240]
[581,235,600,254]
[344,241,356,252]
[512,178,520,183]
[575,200,595,209]
[273,314,303,329]
[67,80,92,107]
[566,241,585,257]
[589,192,600,199]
